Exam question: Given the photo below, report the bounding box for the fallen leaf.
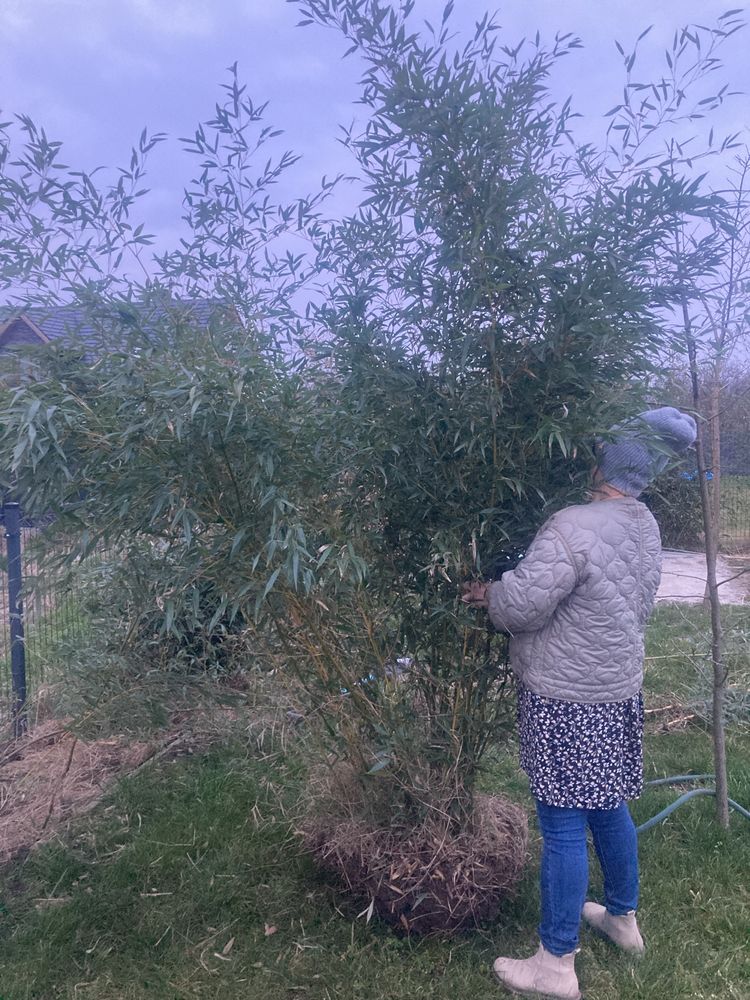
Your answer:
[222,936,235,955]
[33,896,71,910]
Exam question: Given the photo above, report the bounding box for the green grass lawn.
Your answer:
[1,607,749,1000]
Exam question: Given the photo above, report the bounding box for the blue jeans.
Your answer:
[535,800,639,956]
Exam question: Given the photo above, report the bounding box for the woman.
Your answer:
[462,406,696,1000]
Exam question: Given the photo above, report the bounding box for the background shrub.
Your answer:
[643,470,705,549]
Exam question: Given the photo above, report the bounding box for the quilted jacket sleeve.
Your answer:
[486,518,580,635]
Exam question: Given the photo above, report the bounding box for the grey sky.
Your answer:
[2,0,749,253]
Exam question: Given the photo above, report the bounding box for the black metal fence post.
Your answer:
[4,499,27,736]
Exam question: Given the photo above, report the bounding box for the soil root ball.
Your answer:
[299,789,529,936]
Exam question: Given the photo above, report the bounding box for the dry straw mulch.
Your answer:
[0,721,155,863]
[299,766,529,936]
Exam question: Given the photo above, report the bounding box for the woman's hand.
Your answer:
[461,580,489,609]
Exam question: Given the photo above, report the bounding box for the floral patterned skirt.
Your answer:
[517,683,644,810]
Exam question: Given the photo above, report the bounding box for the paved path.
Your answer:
[657,549,749,605]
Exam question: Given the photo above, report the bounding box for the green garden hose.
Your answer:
[637,774,750,834]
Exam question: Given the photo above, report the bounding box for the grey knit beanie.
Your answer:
[597,406,697,497]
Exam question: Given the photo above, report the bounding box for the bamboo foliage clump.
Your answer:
[0,0,729,931]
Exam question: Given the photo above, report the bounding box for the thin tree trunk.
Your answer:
[685,335,731,828]
[704,363,722,603]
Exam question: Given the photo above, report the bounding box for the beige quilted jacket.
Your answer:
[487,497,662,703]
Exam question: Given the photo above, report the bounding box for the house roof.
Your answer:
[0,307,98,350]
[0,313,51,349]
[0,299,236,352]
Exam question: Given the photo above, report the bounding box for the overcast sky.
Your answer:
[2,0,749,254]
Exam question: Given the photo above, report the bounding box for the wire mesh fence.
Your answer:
[652,427,750,552]
[0,517,92,728]
[716,429,750,552]
[718,476,750,552]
